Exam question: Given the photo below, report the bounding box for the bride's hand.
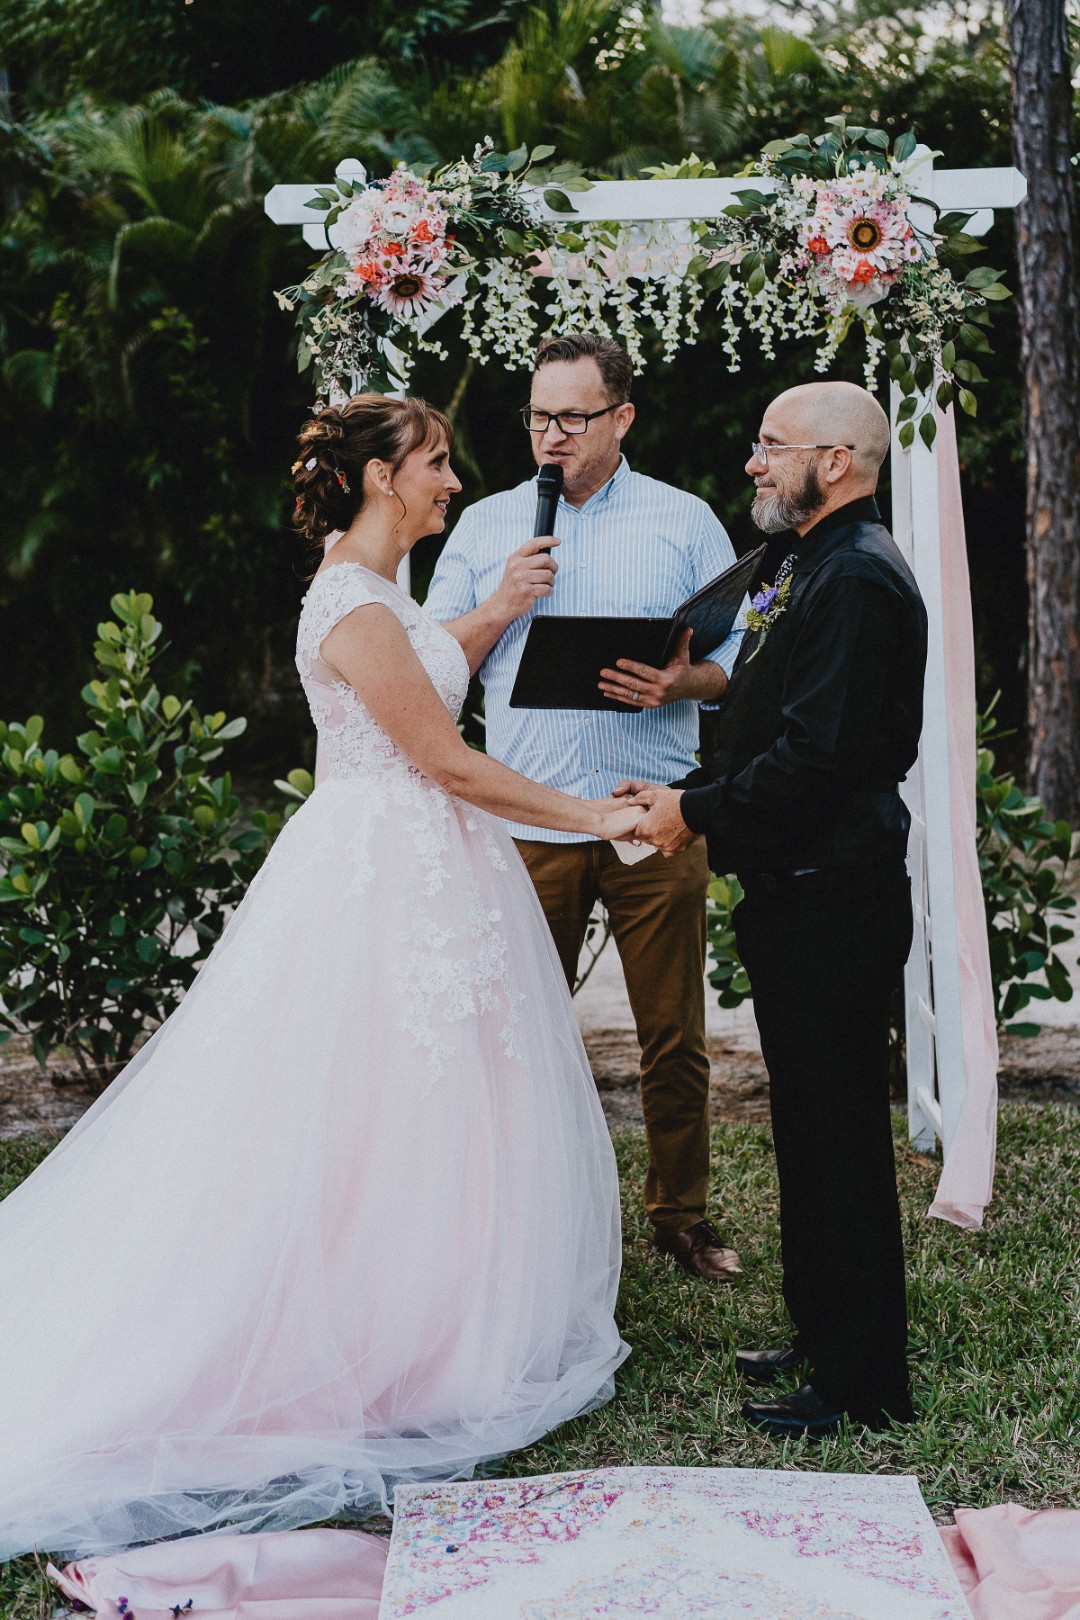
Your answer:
[593,799,647,843]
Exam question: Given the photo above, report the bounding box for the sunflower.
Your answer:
[847,217,883,252]
[370,268,443,317]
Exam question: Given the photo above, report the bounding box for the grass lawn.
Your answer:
[2,1103,1078,1617]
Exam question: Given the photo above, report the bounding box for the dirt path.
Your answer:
[583,1023,1080,1132]
[3,1022,1075,1143]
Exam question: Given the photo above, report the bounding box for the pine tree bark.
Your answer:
[1008,0,1080,821]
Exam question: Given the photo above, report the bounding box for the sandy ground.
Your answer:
[574,921,1080,1130]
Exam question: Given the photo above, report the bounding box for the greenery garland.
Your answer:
[696,117,1011,447]
[276,119,1010,443]
[276,140,592,399]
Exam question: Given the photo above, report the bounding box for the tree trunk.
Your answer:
[1008,0,1080,822]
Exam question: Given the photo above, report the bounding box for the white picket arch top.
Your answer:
[266,154,1027,1159]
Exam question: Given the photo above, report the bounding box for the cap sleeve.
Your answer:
[297,565,403,683]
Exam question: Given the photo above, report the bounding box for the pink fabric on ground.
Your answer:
[928,406,999,1229]
[940,1505,1080,1619]
[49,1527,388,1618]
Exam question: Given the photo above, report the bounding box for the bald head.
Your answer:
[767,382,890,481]
[747,380,890,536]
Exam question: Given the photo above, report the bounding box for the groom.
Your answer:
[624,381,928,1436]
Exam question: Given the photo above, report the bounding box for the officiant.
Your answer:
[426,331,746,1284]
[624,380,928,1436]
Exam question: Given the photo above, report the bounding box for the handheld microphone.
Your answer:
[533,463,563,553]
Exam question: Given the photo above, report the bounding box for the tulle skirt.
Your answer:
[0,777,628,1559]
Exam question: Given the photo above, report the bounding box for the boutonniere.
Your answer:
[741,575,794,660]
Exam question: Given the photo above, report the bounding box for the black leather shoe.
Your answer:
[735,1344,806,1385]
[742,1383,844,1438]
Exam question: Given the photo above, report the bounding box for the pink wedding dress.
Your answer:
[0,563,628,1561]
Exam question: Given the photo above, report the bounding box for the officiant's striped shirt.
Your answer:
[425,456,744,843]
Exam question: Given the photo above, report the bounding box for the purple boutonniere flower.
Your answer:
[741,574,794,659]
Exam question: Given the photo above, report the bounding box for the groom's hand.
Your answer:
[628,786,695,857]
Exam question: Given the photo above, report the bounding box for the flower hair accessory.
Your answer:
[333,467,351,494]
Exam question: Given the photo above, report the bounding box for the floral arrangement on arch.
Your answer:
[275,142,596,399]
[275,143,717,401]
[275,123,1009,446]
[697,117,1011,447]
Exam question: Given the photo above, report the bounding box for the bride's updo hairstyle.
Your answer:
[292,393,454,544]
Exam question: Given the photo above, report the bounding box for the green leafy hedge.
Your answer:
[0,592,308,1085]
[976,701,1077,1034]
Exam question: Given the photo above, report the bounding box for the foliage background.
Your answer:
[1,0,1063,781]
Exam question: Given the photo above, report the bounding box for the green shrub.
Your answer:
[976,701,1077,1034]
[0,591,308,1084]
[706,874,752,1009]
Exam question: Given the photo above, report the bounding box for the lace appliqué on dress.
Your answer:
[395,892,526,1092]
[293,564,523,1087]
[295,564,470,786]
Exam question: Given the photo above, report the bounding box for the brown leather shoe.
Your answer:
[655,1219,743,1283]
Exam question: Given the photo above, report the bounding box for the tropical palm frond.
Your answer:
[193,201,256,264]
[496,0,623,149]
[5,507,68,580]
[642,19,723,84]
[2,349,59,411]
[756,25,830,82]
[108,217,196,310]
[66,106,185,202]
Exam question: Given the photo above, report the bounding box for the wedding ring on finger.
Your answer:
[631,689,640,703]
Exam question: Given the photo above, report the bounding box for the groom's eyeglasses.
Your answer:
[751,442,855,467]
[521,404,621,435]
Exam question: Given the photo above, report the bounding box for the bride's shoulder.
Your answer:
[305,562,398,611]
[299,563,407,646]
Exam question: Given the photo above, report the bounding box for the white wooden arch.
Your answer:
[266,155,1027,1161]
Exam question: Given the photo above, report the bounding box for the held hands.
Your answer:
[612,780,694,857]
[496,537,560,621]
[591,796,647,844]
[598,626,694,709]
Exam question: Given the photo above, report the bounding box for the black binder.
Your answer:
[509,542,766,712]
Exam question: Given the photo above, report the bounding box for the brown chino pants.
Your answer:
[515,836,713,1235]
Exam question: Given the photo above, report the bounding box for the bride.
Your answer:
[0,393,642,1562]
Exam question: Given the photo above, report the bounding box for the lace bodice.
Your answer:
[295,564,470,783]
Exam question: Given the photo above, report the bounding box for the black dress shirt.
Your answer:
[676,495,928,874]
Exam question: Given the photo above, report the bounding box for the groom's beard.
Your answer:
[752,463,827,533]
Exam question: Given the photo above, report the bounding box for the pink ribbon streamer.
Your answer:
[928,407,999,1228]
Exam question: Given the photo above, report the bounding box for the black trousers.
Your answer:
[734,863,915,1427]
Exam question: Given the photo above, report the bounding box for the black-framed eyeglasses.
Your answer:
[750,441,856,468]
[521,404,621,435]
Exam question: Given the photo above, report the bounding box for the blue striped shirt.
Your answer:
[424,456,744,842]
